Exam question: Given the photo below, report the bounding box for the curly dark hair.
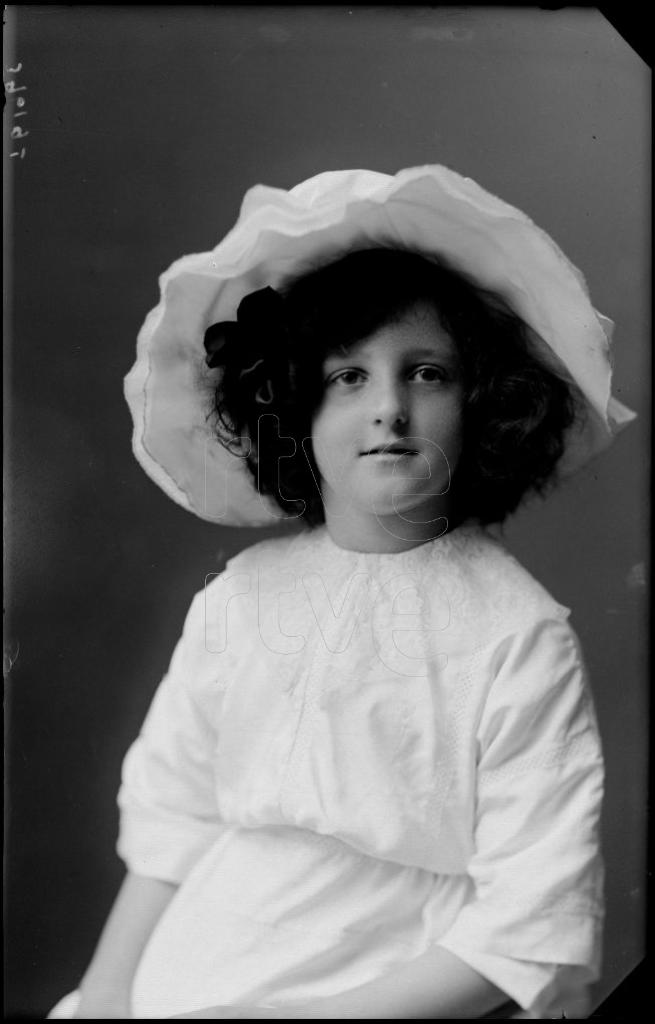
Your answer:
[204,248,584,527]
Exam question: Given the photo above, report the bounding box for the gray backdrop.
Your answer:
[5,6,648,1017]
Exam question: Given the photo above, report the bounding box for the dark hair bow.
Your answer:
[203,286,287,369]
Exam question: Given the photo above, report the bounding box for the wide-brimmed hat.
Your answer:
[124,165,636,526]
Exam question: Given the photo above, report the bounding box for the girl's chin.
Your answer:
[364,492,451,522]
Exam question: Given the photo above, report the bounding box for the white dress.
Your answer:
[114,523,604,1019]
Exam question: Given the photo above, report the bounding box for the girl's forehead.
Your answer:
[324,304,458,363]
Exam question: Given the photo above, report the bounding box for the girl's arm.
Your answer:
[301,944,509,1019]
[75,871,177,1019]
[170,945,509,1019]
[78,587,228,1018]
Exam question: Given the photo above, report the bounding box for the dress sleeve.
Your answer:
[435,616,604,1016]
[116,587,226,884]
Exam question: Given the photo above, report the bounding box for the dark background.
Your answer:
[4,6,649,1017]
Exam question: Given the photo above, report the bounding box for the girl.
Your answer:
[51,166,634,1019]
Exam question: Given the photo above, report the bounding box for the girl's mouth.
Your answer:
[361,447,417,457]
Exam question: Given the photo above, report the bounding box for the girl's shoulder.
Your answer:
[220,531,304,575]
[202,532,307,611]
[420,524,573,640]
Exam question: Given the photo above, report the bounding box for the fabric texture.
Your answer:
[46,991,81,1019]
[116,524,604,1018]
[123,165,636,525]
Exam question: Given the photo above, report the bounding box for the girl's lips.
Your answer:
[361,446,417,455]
[362,449,417,458]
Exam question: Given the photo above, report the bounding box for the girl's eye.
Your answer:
[410,365,447,383]
[326,369,364,387]
[324,365,449,387]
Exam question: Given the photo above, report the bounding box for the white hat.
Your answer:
[124,165,636,525]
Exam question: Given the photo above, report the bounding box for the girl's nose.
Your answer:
[371,379,408,427]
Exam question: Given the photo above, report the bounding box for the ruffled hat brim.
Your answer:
[124,165,636,525]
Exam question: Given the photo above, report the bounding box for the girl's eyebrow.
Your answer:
[323,346,459,367]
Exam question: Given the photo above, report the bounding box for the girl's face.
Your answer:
[310,302,465,543]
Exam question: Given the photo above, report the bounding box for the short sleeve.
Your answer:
[116,588,226,884]
[436,617,604,1015]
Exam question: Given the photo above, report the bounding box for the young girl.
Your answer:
[51,166,634,1019]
